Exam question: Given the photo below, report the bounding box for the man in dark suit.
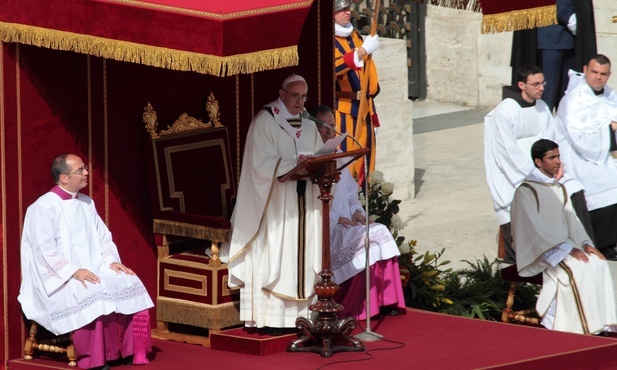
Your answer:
[536,0,576,111]
[510,0,596,111]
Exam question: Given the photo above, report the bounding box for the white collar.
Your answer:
[335,23,353,37]
[276,98,301,120]
[58,185,78,198]
[527,168,557,184]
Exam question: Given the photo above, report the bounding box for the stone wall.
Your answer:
[372,37,415,201]
[425,5,512,108]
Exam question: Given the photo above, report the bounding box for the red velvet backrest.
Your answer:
[145,126,236,220]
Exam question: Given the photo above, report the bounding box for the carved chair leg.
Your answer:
[501,281,517,323]
[24,321,77,366]
[23,321,38,360]
[209,241,221,267]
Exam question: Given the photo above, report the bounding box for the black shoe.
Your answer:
[379,306,400,317]
[262,327,298,336]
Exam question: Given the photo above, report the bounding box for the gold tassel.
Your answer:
[0,21,299,76]
[481,5,557,34]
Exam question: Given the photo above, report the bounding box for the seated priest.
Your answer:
[18,154,154,369]
[310,105,405,319]
[511,139,617,334]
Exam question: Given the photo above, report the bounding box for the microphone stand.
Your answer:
[353,146,383,342]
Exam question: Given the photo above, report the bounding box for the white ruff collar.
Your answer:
[335,23,353,37]
[528,168,557,184]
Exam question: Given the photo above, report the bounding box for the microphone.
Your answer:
[301,110,347,138]
[301,109,364,152]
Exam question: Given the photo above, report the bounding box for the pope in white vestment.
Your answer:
[511,140,616,334]
[227,75,323,329]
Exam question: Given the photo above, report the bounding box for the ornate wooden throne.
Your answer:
[142,93,241,345]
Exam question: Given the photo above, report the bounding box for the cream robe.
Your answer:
[18,188,154,335]
[557,70,617,211]
[329,167,399,284]
[227,100,323,328]
[511,170,616,334]
[484,97,582,225]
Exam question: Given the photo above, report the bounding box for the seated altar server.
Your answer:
[511,139,617,334]
[310,105,405,319]
[18,154,154,369]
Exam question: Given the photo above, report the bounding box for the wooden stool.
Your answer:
[23,321,77,367]
[501,264,542,326]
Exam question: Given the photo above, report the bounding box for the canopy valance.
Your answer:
[479,0,557,34]
[0,0,313,76]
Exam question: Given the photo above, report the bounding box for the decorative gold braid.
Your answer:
[0,21,299,76]
[481,5,557,34]
[559,261,590,334]
[153,219,229,242]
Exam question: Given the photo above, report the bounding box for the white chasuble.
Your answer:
[227,100,324,328]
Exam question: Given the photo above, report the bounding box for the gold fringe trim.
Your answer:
[153,219,230,242]
[157,297,241,329]
[0,21,299,76]
[481,5,556,34]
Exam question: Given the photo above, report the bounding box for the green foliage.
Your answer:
[399,240,453,310]
[438,257,539,321]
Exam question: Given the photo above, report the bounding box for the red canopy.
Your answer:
[0,0,314,76]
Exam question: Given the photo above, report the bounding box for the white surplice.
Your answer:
[511,169,616,334]
[484,97,583,225]
[556,70,617,211]
[329,168,400,284]
[227,99,323,328]
[18,187,154,335]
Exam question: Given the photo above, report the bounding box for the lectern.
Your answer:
[282,148,368,358]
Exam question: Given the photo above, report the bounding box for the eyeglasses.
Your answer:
[525,81,547,88]
[65,165,88,175]
[283,89,310,102]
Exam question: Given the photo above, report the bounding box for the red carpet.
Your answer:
[9,308,617,369]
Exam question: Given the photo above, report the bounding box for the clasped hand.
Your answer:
[338,210,371,227]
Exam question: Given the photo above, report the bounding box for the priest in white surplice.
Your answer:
[18,154,154,369]
[512,139,617,334]
[484,64,590,264]
[556,54,617,259]
[226,75,323,331]
[310,105,405,319]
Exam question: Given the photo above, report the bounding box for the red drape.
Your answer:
[0,0,313,76]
